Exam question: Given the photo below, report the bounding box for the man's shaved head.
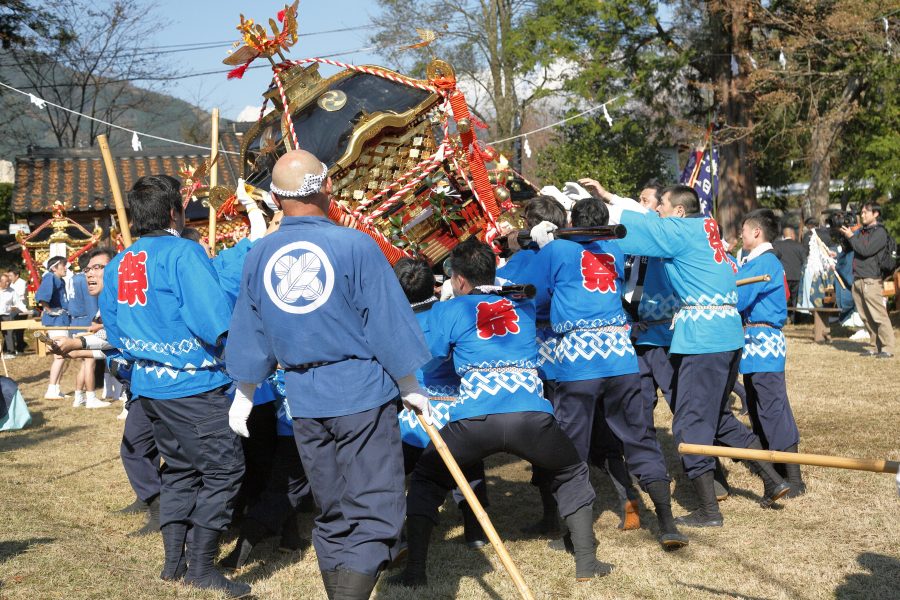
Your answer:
[270,149,332,217]
[272,150,326,193]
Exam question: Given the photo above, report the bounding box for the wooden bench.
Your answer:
[0,319,89,356]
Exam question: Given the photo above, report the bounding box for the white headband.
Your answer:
[269,162,328,198]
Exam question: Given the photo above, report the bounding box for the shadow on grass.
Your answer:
[835,552,900,600]
[675,582,771,600]
[0,538,55,565]
[0,423,88,453]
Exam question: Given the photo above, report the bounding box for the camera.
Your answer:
[827,208,857,242]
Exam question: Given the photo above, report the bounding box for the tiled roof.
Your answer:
[12,132,244,214]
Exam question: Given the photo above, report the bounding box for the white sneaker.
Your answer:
[85,397,112,409]
[117,407,129,420]
[72,391,86,408]
[45,385,64,400]
[849,329,870,341]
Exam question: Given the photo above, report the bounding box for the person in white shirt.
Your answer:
[0,274,28,358]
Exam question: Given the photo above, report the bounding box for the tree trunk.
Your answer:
[804,75,864,220]
[712,0,757,242]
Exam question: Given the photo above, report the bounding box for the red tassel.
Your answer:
[277,8,286,22]
[227,61,251,80]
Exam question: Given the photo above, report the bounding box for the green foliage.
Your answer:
[536,115,668,195]
[0,182,13,226]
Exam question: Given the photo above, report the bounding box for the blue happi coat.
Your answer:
[419,291,551,422]
[398,302,464,448]
[737,250,788,373]
[35,272,70,327]
[67,273,98,327]
[212,238,255,307]
[99,234,234,400]
[618,212,743,355]
[225,216,430,419]
[632,257,677,348]
[531,238,638,381]
[497,246,560,381]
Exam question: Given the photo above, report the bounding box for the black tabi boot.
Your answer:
[781,444,806,498]
[713,459,731,501]
[279,513,307,553]
[461,503,488,549]
[321,570,339,600]
[128,495,160,537]
[220,517,269,571]
[390,516,432,588]
[333,569,379,600]
[675,471,724,528]
[645,481,689,550]
[564,505,614,581]
[159,522,188,581]
[184,526,252,598]
[521,485,561,537]
[745,441,792,507]
[117,497,148,515]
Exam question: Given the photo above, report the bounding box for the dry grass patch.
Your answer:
[1,323,898,599]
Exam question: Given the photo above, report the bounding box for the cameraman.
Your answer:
[839,203,895,358]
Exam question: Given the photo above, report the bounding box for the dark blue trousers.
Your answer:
[403,442,489,507]
[636,344,675,413]
[246,435,310,534]
[120,398,161,503]
[555,373,670,486]
[292,400,405,577]
[236,401,279,514]
[670,351,757,479]
[408,412,594,522]
[744,371,800,451]
[141,387,245,531]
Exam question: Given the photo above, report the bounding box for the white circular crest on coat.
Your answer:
[263,241,335,314]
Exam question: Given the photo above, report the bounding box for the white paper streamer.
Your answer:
[28,93,46,109]
[731,54,740,76]
[523,137,532,158]
[602,104,613,127]
[131,131,142,151]
[778,49,787,69]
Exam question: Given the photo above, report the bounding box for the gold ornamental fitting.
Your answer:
[426,59,455,82]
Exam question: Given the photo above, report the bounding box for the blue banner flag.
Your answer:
[679,147,718,217]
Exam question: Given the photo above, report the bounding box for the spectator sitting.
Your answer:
[0,274,28,358]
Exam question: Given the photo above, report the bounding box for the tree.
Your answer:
[371,0,571,166]
[5,0,174,148]
[0,0,71,49]
[536,115,669,196]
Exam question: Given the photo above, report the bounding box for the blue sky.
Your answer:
[149,1,385,120]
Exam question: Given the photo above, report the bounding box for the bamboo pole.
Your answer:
[208,108,220,257]
[736,274,771,286]
[97,134,132,247]
[678,443,899,474]
[416,414,535,600]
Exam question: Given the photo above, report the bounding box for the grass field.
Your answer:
[1,323,898,599]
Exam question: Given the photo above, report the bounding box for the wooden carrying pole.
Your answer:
[678,443,900,474]
[736,274,770,286]
[208,108,220,257]
[97,134,132,247]
[416,415,535,600]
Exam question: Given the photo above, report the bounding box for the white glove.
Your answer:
[530,221,558,249]
[397,374,434,426]
[235,178,258,213]
[229,382,255,438]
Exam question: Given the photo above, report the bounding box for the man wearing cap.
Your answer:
[36,255,71,399]
[226,149,432,599]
